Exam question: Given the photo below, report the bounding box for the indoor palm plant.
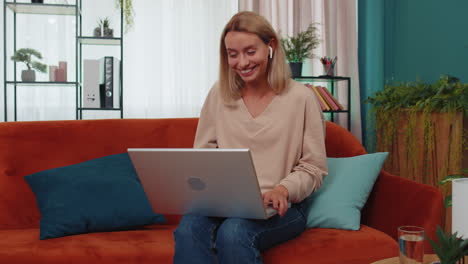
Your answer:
[11,48,47,82]
[281,23,320,77]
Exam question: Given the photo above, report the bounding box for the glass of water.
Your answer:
[398,226,425,264]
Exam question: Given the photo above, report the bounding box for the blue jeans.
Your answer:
[173,203,306,264]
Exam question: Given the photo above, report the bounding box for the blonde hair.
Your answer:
[218,11,291,103]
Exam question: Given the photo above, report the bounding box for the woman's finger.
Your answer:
[273,198,280,209]
[263,193,272,207]
[279,198,287,216]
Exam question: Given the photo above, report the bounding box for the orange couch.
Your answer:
[0,118,443,264]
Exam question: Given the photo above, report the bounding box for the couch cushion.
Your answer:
[263,225,399,264]
[24,153,165,240]
[304,153,388,230]
[0,226,176,264]
[0,225,398,264]
[0,118,199,229]
[325,121,367,157]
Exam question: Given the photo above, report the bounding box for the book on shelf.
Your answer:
[305,83,330,111]
[82,56,120,109]
[316,86,341,111]
[99,56,120,109]
[305,83,344,111]
[318,86,344,110]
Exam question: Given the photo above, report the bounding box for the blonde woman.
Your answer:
[174,11,327,264]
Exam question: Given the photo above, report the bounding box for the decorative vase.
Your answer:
[289,62,302,78]
[93,27,101,37]
[21,70,36,82]
[93,27,114,37]
[103,28,113,37]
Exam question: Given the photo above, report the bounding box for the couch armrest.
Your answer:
[361,171,444,253]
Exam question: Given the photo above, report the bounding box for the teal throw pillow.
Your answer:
[24,153,165,240]
[304,152,388,230]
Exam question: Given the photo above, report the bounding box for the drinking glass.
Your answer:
[398,226,425,264]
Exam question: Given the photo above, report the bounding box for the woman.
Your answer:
[174,11,327,264]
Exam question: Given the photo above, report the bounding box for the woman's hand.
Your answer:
[262,185,289,217]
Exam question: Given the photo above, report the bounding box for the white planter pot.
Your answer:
[21,70,36,82]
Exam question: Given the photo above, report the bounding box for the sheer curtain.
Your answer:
[239,0,362,142]
[123,0,237,119]
[0,0,237,121]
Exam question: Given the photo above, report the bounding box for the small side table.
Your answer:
[371,254,439,264]
[372,255,467,264]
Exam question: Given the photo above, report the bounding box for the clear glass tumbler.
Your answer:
[398,226,425,264]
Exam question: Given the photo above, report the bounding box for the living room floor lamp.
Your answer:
[452,178,468,263]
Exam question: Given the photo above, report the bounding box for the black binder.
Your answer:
[100,56,114,108]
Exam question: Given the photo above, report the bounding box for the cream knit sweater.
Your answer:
[194,80,328,203]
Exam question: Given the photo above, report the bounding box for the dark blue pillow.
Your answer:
[25,153,165,240]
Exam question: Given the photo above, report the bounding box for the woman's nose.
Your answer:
[238,55,249,68]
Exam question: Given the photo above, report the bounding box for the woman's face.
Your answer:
[224,31,271,85]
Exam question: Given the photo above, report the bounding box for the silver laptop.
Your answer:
[127,148,278,219]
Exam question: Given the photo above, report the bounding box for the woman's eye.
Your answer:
[228,53,238,58]
[247,50,256,55]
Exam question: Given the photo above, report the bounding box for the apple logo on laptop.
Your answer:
[187,177,206,191]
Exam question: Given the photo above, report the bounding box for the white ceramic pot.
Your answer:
[21,70,36,82]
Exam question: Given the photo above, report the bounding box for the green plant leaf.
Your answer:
[10,48,45,70]
[116,0,134,33]
[31,61,47,73]
[438,175,465,186]
[444,195,452,208]
[431,226,468,263]
[281,23,320,63]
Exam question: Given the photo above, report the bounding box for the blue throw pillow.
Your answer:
[304,152,388,230]
[24,153,165,240]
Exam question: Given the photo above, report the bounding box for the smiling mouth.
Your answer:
[239,65,257,76]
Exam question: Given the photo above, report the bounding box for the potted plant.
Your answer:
[281,23,320,78]
[116,0,134,33]
[365,75,468,230]
[11,48,47,82]
[94,17,114,37]
[429,226,468,264]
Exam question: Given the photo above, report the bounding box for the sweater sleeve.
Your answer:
[193,85,219,149]
[279,92,328,203]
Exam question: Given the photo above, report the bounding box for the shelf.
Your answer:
[78,37,121,46]
[6,2,77,16]
[6,81,78,86]
[294,75,351,131]
[3,1,124,121]
[323,110,349,113]
[295,76,350,82]
[78,108,122,111]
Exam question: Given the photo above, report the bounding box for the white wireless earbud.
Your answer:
[269,46,273,59]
